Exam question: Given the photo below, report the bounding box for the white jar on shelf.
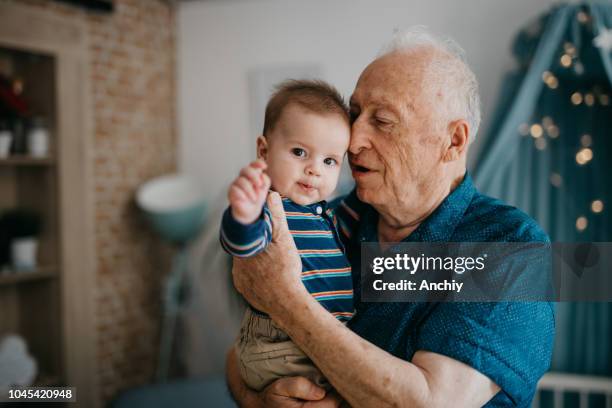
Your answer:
[11,237,38,272]
[27,117,49,158]
[0,129,11,158]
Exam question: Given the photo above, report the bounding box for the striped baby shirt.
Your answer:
[220,197,354,322]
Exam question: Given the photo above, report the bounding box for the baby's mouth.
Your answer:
[298,182,316,191]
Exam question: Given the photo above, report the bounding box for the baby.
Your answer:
[220,79,353,391]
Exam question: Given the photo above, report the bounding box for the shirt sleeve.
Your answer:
[415,301,555,406]
[219,205,272,257]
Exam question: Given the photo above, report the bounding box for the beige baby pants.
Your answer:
[236,307,330,391]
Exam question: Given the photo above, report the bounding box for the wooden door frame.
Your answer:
[0,3,97,407]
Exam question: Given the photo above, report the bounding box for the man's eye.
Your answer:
[375,117,391,126]
[292,148,306,157]
[324,158,337,166]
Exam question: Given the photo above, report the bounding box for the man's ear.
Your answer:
[443,120,470,162]
[256,135,268,160]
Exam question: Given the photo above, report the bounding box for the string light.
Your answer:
[580,134,592,147]
[600,94,609,105]
[575,148,593,165]
[560,54,572,67]
[547,125,559,139]
[584,93,595,106]
[542,71,559,89]
[576,216,588,232]
[563,42,577,57]
[518,123,530,136]
[535,138,547,150]
[550,173,563,188]
[530,124,544,138]
[591,200,604,214]
[571,92,583,105]
[577,11,590,24]
[574,61,585,75]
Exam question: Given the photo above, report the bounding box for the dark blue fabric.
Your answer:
[335,174,555,407]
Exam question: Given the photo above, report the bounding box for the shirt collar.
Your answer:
[281,196,328,215]
[359,172,475,243]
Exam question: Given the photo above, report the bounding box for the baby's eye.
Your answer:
[324,157,338,166]
[292,148,306,157]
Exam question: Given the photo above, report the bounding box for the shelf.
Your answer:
[0,155,55,166]
[0,266,58,286]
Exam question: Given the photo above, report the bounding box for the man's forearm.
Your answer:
[270,295,431,408]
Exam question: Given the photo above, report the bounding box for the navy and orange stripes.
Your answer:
[220,197,355,322]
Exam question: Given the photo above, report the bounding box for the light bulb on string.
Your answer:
[550,173,562,188]
[580,134,592,147]
[576,216,588,232]
[577,11,590,24]
[571,92,583,105]
[530,124,543,138]
[560,54,572,68]
[574,61,585,76]
[547,125,559,139]
[591,200,604,214]
[541,71,559,89]
[575,148,593,165]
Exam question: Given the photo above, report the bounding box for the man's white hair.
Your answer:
[378,26,482,141]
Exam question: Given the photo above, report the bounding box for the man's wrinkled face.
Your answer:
[348,50,450,211]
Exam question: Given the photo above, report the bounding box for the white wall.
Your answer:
[178,0,558,202]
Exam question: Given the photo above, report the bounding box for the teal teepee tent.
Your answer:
[475,2,612,378]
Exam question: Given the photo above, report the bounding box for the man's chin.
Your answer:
[355,185,375,205]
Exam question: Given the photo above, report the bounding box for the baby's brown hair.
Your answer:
[263,79,349,136]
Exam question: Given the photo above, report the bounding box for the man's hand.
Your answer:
[259,377,343,408]
[228,159,271,224]
[226,347,344,408]
[232,191,305,315]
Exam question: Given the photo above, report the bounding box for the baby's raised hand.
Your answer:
[228,159,271,224]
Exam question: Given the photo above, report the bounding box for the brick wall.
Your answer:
[6,0,177,404]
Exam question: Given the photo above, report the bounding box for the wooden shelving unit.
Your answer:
[0,155,55,166]
[0,4,97,404]
[0,47,63,390]
[0,266,58,286]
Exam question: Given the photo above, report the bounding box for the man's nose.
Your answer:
[349,120,373,155]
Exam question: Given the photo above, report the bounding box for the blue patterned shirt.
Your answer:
[220,198,354,321]
[334,173,555,407]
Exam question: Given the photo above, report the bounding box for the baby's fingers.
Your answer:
[228,184,248,203]
[235,176,257,201]
[250,159,267,170]
[240,164,265,188]
[261,173,271,191]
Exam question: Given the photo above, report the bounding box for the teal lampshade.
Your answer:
[136,175,207,245]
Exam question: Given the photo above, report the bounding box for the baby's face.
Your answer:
[260,104,350,205]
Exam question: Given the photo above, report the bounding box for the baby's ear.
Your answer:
[256,136,268,159]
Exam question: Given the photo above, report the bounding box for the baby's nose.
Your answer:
[305,162,321,176]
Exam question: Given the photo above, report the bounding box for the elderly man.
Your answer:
[226,28,555,408]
